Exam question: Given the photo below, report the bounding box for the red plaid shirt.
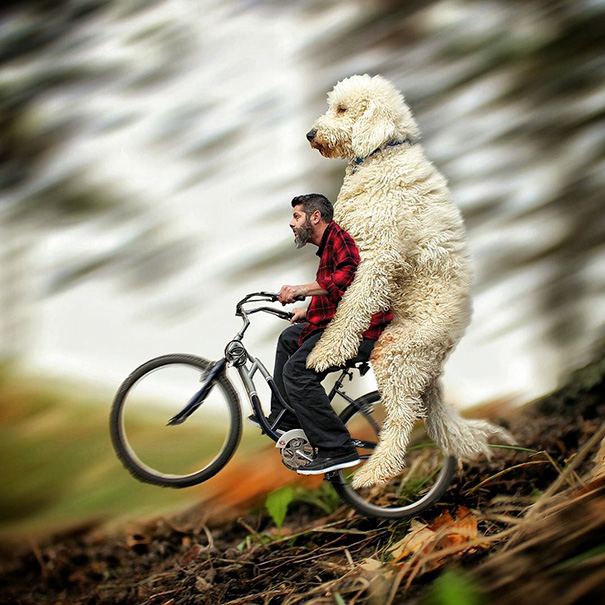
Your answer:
[299,221,393,345]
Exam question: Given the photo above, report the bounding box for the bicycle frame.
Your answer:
[236,347,377,448]
[112,290,458,519]
[168,292,379,448]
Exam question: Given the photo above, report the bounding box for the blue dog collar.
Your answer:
[353,138,414,168]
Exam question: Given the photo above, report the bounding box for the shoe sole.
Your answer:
[297,458,361,475]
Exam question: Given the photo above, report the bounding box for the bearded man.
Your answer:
[250,193,392,474]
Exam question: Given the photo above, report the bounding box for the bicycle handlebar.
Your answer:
[235,291,306,325]
[237,291,305,304]
[236,291,304,312]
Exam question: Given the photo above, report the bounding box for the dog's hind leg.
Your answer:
[351,325,434,488]
[351,320,515,488]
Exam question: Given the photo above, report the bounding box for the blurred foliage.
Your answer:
[426,568,482,605]
[0,0,602,421]
[239,0,605,377]
[0,367,201,537]
[0,364,272,538]
[0,0,195,312]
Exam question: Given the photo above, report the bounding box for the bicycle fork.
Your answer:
[166,358,227,426]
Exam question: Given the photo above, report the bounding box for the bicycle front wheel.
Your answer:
[110,354,241,488]
[331,391,457,519]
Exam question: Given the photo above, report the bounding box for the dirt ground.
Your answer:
[1,357,604,604]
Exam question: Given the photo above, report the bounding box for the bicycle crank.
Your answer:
[275,429,314,471]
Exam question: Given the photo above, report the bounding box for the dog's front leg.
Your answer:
[306,249,402,372]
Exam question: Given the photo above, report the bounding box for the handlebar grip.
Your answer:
[264,292,305,303]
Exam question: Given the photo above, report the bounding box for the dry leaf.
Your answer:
[389,520,436,561]
[358,557,394,603]
[389,507,485,569]
[359,557,383,572]
[181,543,204,565]
[431,506,479,548]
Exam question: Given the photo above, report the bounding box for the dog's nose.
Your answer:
[306,128,317,142]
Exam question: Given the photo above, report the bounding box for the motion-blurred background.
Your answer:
[1,0,603,537]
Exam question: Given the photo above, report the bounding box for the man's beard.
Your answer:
[294,220,313,249]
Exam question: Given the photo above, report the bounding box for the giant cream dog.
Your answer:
[306,74,513,488]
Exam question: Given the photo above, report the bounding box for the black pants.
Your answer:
[271,323,376,457]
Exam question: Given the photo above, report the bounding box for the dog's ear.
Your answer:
[351,99,399,160]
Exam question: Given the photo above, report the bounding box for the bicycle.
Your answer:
[110,291,457,519]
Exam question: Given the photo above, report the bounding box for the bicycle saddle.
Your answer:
[322,355,372,376]
[344,358,371,375]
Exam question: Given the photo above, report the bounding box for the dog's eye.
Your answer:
[336,105,347,115]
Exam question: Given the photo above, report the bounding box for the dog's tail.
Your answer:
[423,381,516,459]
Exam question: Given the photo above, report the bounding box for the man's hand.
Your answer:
[277,285,306,305]
[290,307,307,324]
[277,281,328,305]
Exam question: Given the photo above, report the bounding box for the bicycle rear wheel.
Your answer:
[331,391,457,519]
[110,354,241,488]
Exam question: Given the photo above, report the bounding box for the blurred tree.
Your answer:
[1,0,602,392]
[238,0,605,379]
[0,0,194,359]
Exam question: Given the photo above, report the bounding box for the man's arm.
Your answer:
[277,281,327,304]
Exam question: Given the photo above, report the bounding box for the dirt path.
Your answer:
[1,358,604,604]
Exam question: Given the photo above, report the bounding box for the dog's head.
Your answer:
[307,74,420,162]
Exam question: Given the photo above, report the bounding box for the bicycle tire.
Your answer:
[330,391,457,519]
[110,354,241,488]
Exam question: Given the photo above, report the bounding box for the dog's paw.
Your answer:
[307,331,361,372]
[351,440,408,488]
[351,463,390,489]
[306,344,338,373]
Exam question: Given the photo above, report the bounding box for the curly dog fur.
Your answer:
[306,74,514,488]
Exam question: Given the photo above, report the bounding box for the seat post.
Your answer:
[331,367,352,394]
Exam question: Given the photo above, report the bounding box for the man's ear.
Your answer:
[351,100,398,160]
[311,210,322,225]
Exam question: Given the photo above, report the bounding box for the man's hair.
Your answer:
[291,194,333,223]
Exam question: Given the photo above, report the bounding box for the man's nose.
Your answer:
[306,128,317,142]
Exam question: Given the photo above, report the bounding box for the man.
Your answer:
[252,194,392,474]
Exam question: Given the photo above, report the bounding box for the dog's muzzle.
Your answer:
[306,128,317,142]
